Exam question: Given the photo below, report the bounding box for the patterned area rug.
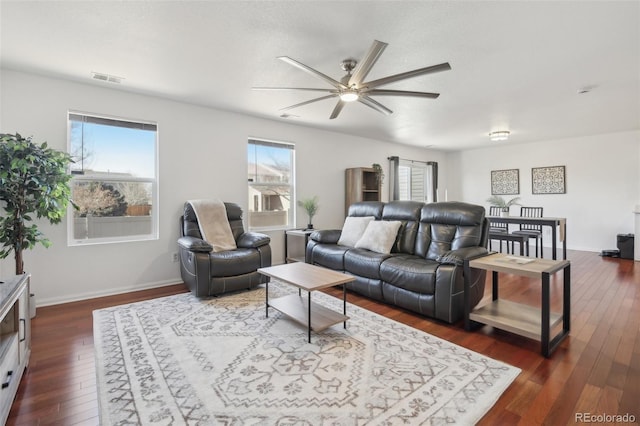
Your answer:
[94,282,520,425]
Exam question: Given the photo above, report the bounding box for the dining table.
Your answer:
[487,216,567,260]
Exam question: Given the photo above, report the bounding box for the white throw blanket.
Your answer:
[187,199,237,252]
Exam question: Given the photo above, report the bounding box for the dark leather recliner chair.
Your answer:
[178,202,271,297]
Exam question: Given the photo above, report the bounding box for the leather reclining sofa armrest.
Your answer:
[237,232,271,249]
[177,236,213,253]
[436,246,489,266]
[309,229,342,244]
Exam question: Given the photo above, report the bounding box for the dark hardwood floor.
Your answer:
[7,249,639,425]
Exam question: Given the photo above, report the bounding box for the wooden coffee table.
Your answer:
[258,262,355,342]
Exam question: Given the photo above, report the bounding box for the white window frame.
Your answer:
[247,138,296,231]
[67,111,159,246]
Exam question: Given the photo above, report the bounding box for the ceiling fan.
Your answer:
[253,40,451,119]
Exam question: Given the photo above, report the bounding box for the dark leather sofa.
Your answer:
[306,201,489,323]
[178,202,271,297]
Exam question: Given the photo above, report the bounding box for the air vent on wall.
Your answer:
[91,72,124,84]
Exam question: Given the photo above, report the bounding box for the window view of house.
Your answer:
[67,112,158,244]
[247,139,295,229]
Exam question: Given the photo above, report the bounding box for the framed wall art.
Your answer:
[491,169,519,195]
[532,165,566,194]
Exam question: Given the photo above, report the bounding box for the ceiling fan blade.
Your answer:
[252,87,337,92]
[279,94,338,112]
[365,89,440,99]
[349,40,388,86]
[364,62,451,89]
[278,56,347,90]
[358,96,393,115]
[329,100,346,119]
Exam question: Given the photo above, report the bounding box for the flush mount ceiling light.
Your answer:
[489,131,510,141]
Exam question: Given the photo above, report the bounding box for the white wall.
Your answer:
[0,70,446,305]
[447,131,640,252]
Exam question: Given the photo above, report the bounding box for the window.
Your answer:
[389,156,438,203]
[247,139,295,229]
[67,112,158,245]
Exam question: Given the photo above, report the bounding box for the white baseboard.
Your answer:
[35,279,184,308]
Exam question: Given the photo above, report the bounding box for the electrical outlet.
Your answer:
[171,252,179,262]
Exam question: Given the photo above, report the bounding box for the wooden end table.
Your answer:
[284,229,314,263]
[258,262,355,343]
[463,253,570,357]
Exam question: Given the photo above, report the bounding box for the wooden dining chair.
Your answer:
[512,206,544,257]
[488,206,508,252]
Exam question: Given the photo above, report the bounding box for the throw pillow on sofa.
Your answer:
[355,220,402,254]
[337,216,376,247]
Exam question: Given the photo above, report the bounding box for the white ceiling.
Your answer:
[1,1,638,151]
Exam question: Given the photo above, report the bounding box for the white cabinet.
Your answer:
[0,274,31,424]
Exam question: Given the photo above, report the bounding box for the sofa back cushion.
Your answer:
[415,202,486,260]
[381,201,423,254]
[347,201,384,219]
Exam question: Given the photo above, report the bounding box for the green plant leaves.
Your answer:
[486,195,521,208]
[297,196,319,221]
[0,133,74,273]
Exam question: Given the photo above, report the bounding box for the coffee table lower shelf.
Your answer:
[269,294,349,333]
[470,299,562,341]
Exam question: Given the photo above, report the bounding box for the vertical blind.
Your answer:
[388,156,438,203]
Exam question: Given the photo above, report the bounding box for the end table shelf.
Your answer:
[464,253,570,357]
[469,299,563,341]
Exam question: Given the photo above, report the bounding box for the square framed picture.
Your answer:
[532,165,566,194]
[491,169,519,195]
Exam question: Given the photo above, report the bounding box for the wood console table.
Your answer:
[464,253,570,357]
[487,216,567,260]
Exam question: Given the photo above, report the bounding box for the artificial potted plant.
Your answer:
[372,163,384,186]
[486,195,521,217]
[0,133,75,275]
[297,196,319,230]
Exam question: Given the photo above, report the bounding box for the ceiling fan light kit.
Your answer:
[339,90,359,102]
[489,131,510,141]
[253,40,450,119]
